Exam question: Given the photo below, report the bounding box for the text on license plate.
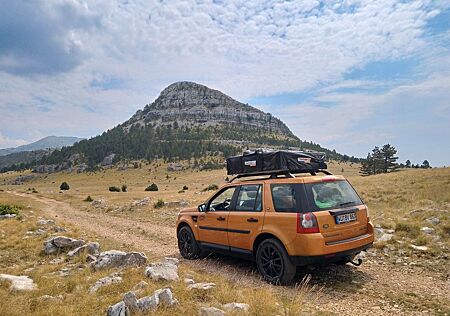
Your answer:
[336,212,357,224]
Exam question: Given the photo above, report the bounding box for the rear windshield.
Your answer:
[304,180,363,211]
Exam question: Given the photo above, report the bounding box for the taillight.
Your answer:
[366,207,370,223]
[297,212,319,233]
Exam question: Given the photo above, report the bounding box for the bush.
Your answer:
[0,204,21,216]
[60,182,70,190]
[145,183,158,191]
[202,184,219,192]
[84,195,93,202]
[395,222,420,238]
[121,184,127,192]
[109,186,121,192]
[182,185,188,190]
[154,199,165,209]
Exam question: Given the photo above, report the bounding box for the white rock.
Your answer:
[164,257,180,265]
[49,258,64,264]
[89,273,123,293]
[91,250,147,270]
[121,288,178,313]
[0,214,17,219]
[425,217,440,225]
[37,219,55,225]
[222,302,250,313]
[145,262,178,281]
[132,197,150,207]
[188,282,216,291]
[67,242,100,257]
[377,233,393,242]
[0,274,37,291]
[421,227,435,234]
[106,301,128,316]
[200,307,225,316]
[410,245,428,251]
[184,278,195,285]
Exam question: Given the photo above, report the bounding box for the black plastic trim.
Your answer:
[198,226,250,234]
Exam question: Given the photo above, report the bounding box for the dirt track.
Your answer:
[7,191,450,315]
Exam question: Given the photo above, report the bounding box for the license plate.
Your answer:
[335,212,357,224]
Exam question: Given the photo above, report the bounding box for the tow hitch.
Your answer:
[349,258,363,266]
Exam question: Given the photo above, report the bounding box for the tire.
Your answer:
[177,225,204,259]
[256,238,297,285]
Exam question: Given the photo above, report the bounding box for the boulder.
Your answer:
[187,282,216,291]
[377,233,394,242]
[222,303,250,313]
[110,288,178,315]
[91,250,147,270]
[167,162,185,172]
[89,273,123,293]
[44,236,85,254]
[200,307,225,316]
[106,301,128,316]
[101,154,116,166]
[0,214,17,219]
[145,261,178,281]
[0,274,37,291]
[67,242,100,257]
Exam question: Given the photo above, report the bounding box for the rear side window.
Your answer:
[235,184,262,212]
[271,184,300,212]
[305,180,363,211]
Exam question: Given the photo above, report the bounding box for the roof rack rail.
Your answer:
[228,169,332,183]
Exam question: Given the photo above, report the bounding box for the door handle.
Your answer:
[247,218,258,222]
[217,216,226,221]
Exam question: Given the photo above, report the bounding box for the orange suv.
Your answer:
[176,151,374,284]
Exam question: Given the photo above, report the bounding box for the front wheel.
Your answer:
[256,239,296,285]
[177,226,204,259]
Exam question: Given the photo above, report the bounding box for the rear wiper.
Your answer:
[339,201,355,207]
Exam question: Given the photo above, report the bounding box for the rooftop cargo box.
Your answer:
[226,149,327,175]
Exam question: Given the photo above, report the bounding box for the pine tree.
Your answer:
[421,160,430,169]
[405,160,411,168]
[360,153,373,176]
[381,144,398,173]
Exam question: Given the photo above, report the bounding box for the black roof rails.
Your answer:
[228,169,332,183]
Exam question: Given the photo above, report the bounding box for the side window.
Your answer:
[271,184,299,212]
[208,187,236,211]
[235,185,262,212]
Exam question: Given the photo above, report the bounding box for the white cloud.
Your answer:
[0,132,27,149]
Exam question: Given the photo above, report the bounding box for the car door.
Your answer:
[227,183,264,252]
[197,186,237,248]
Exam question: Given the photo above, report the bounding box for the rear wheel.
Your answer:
[177,226,204,259]
[256,239,296,285]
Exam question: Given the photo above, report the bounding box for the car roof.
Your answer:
[230,174,346,185]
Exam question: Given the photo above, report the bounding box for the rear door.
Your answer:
[304,179,369,243]
[227,184,264,252]
[197,186,237,247]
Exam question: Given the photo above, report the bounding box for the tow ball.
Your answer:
[349,258,363,266]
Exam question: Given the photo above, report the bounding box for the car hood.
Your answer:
[179,207,198,214]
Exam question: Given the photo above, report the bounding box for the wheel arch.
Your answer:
[253,232,287,257]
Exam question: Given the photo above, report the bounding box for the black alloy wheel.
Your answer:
[177,226,203,259]
[256,239,296,285]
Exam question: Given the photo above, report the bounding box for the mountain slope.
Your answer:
[8,82,359,172]
[0,136,84,156]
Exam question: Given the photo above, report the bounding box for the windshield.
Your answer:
[305,180,363,211]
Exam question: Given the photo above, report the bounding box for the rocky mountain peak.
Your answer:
[126,81,293,136]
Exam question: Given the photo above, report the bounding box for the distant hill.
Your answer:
[3,82,360,172]
[0,136,84,156]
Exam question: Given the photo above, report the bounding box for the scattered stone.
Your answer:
[164,257,179,265]
[410,245,428,252]
[91,199,105,206]
[425,217,440,225]
[131,281,149,294]
[187,282,216,291]
[52,226,68,233]
[132,197,150,207]
[89,273,123,293]
[421,227,435,234]
[109,288,178,315]
[91,250,147,270]
[377,233,394,242]
[222,303,250,313]
[12,174,35,185]
[26,228,46,236]
[164,200,189,208]
[37,294,63,302]
[101,154,116,166]
[86,254,97,263]
[145,260,178,281]
[43,236,85,254]
[67,242,100,257]
[37,219,55,225]
[0,214,17,219]
[200,307,225,316]
[58,267,71,277]
[0,274,37,291]
[167,162,185,172]
[49,258,64,265]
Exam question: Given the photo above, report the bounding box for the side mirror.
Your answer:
[198,204,207,213]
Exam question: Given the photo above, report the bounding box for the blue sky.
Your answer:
[0,0,449,166]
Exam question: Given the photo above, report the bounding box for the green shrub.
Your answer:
[84,195,93,202]
[0,204,21,216]
[121,184,127,192]
[182,185,188,190]
[202,184,219,192]
[145,183,158,191]
[154,199,165,209]
[60,182,70,190]
[395,222,420,238]
[109,186,121,192]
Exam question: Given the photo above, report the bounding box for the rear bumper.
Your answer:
[290,243,372,266]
